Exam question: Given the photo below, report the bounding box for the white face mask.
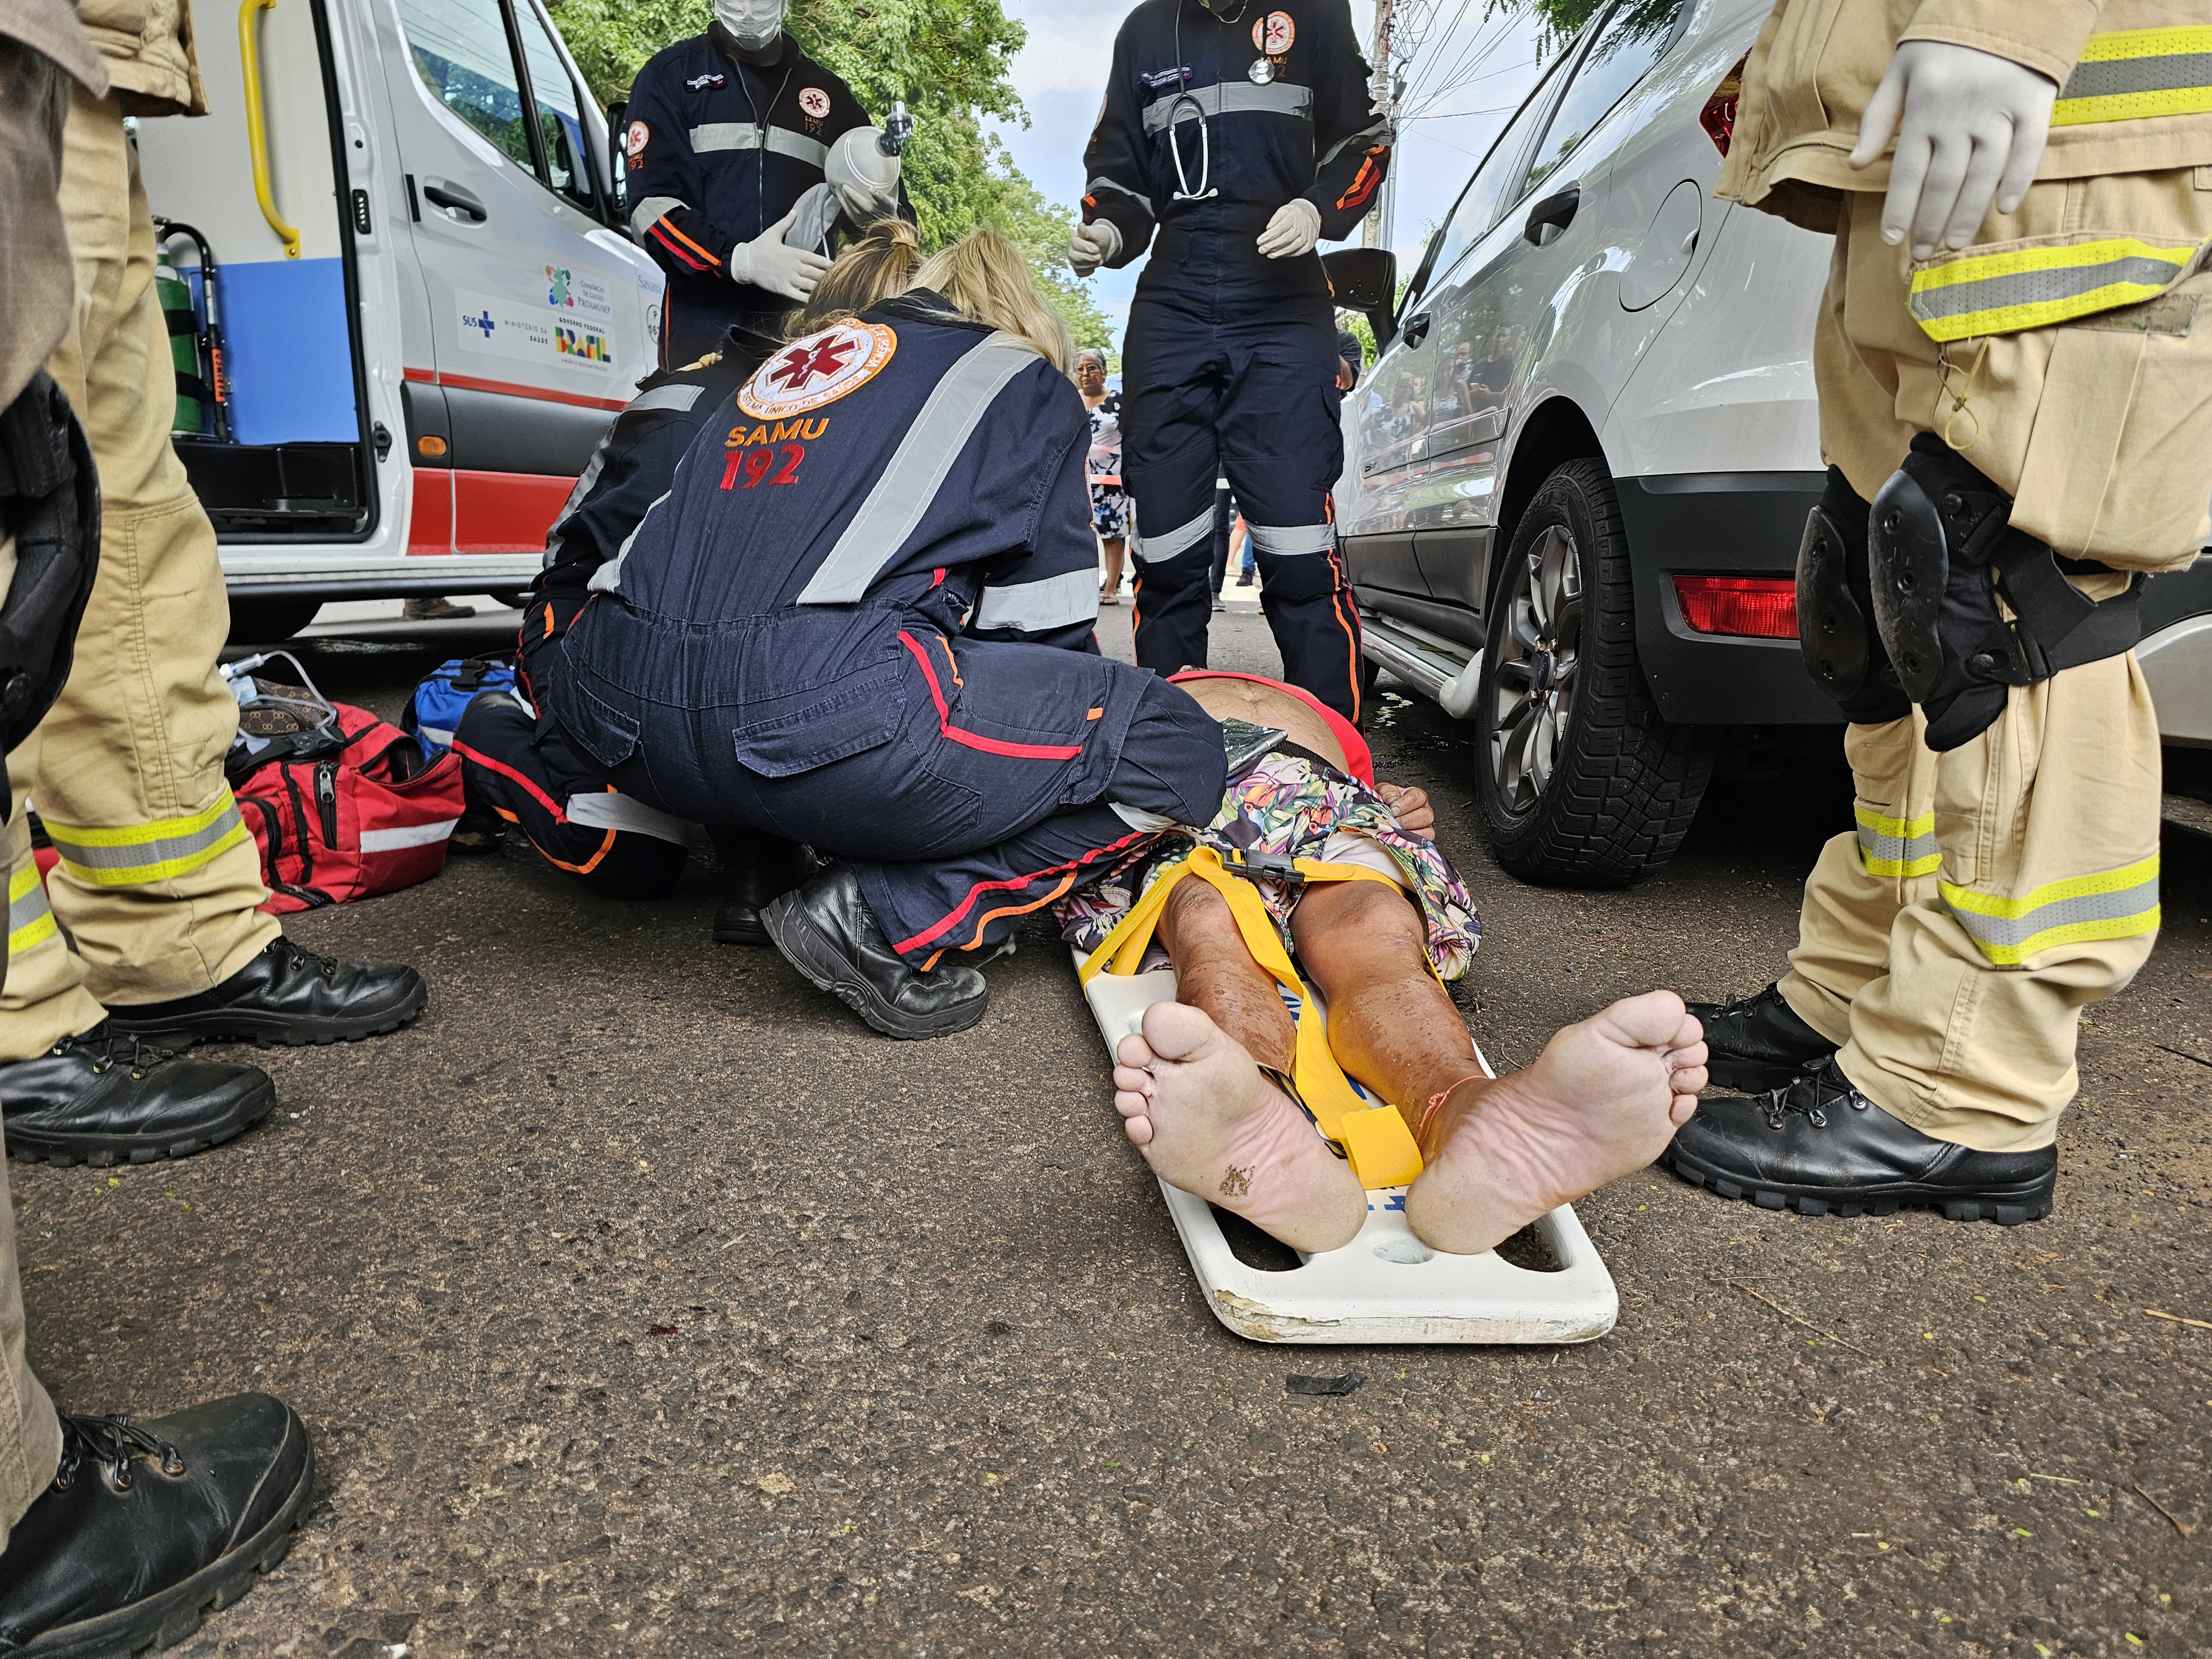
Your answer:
[714,0,784,51]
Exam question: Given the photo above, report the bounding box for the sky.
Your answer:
[989,0,1553,342]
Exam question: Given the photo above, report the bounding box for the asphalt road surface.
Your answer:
[17,602,2206,1657]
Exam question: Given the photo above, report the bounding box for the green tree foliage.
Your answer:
[546,0,1109,347]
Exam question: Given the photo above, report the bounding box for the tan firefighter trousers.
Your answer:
[3,84,280,1061]
[1775,187,2200,1152]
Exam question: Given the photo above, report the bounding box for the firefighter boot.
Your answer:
[711,830,817,948]
[0,1024,276,1166]
[762,865,989,1040]
[104,938,426,1050]
[1683,981,1837,1093]
[1662,1059,2056,1225]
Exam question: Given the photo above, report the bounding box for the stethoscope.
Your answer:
[1166,0,1251,202]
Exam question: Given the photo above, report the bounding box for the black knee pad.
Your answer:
[1796,468,1908,724]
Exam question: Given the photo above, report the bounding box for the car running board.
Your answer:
[1360,611,1483,719]
[1077,953,1620,1345]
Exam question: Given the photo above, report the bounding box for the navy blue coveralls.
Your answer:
[550,294,1225,962]
[625,30,877,369]
[453,328,782,898]
[1082,0,1390,722]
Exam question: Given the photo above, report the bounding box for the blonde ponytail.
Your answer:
[784,216,923,339]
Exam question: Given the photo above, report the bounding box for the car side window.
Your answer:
[1521,0,1694,196]
[398,0,535,174]
[1410,53,1572,306]
[513,0,598,212]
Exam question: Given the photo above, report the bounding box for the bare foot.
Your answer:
[1405,989,1707,1255]
[1113,1001,1368,1254]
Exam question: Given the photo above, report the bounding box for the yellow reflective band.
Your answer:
[1938,854,2162,965]
[6,863,55,957]
[2052,27,2212,127]
[1908,237,2201,342]
[1853,804,1940,880]
[42,794,252,888]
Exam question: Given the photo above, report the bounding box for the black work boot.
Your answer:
[104,938,426,1050]
[761,865,989,1040]
[711,831,817,947]
[1662,1059,2057,1224]
[0,1395,314,1656]
[1683,981,1838,1093]
[1,1025,276,1167]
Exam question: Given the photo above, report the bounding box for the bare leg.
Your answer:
[1295,881,1707,1254]
[1111,881,1365,1252]
[1100,536,1126,596]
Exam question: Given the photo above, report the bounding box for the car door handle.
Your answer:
[1523,186,1580,247]
[1400,310,1432,349]
[422,181,487,223]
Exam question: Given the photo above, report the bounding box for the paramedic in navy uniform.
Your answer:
[623,0,897,368]
[1070,0,1390,723]
[548,232,1226,1041]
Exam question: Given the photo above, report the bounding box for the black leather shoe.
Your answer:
[1683,981,1838,1093]
[1,1025,275,1167]
[0,1394,314,1657]
[104,938,426,1050]
[711,832,817,947]
[1663,1059,2056,1224]
[762,865,989,1040]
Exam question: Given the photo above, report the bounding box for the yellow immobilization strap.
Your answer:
[1078,845,1425,1188]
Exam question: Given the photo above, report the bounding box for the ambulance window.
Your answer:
[398,0,534,174]
[1521,0,1693,197]
[513,0,597,211]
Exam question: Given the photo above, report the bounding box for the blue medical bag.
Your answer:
[403,657,519,761]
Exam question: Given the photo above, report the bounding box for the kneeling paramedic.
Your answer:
[546,231,1226,1039]
[1668,0,2208,1224]
[458,222,931,940]
[624,0,909,369]
[1069,0,1390,722]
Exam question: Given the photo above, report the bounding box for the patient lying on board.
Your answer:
[1060,674,1707,1256]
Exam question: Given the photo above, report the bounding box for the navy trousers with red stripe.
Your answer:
[551,611,1226,961]
[454,694,690,901]
[1121,254,1364,723]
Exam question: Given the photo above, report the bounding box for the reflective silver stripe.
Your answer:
[542,446,604,566]
[1853,806,1940,878]
[1909,251,2192,325]
[44,797,247,883]
[566,790,692,845]
[797,333,1041,604]
[1141,81,1314,135]
[1086,174,1155,215]
[1131,505,1213,564]
[358,820,458,853]
[1246,521,1334,555]
[629,194,688,236]
[629,383,706,415]
[1318,117,1392,168]
[8,862,55,956]
[972,567,1100,633]
[588,491,669,593]
[2060,50,2212,102]
[1939,863,2162,966]
[687,123,830,168]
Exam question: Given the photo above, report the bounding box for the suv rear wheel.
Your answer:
[1474,457,1718,886]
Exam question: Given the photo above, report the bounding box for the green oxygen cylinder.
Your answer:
[156,247,205,434]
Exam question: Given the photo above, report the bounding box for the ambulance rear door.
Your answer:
[373,0,660,555]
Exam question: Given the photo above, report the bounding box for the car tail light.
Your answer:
[1702,55,1747,156]
[1673,575,1797,638]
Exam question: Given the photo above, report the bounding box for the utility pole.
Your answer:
[1363,0,1394,248]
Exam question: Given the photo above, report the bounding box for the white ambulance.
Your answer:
[135,0,663,638]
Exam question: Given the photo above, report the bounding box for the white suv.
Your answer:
[1333,0,2212,886]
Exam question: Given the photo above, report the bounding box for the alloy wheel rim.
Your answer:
[1488,521,1583,812]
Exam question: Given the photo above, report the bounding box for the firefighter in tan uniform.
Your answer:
[1666,0,2209,1223]
[0,0,427,1167]
[0,2,313,1643]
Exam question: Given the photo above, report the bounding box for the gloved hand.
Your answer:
[1256,197,1322,260]
[1849,41,2057,259]
[728,205,832,301]
[1066,220,1121,277]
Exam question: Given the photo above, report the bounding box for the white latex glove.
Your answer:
[728,205,832,301]
[1067,219,1120,278]
[1849,41,2057,259]
[1256,197,1322,260]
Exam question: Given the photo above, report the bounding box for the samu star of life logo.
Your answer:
[738,321,897,418]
